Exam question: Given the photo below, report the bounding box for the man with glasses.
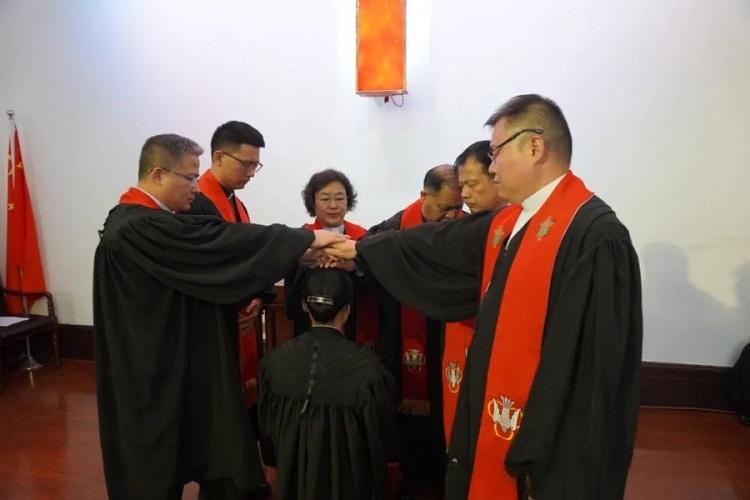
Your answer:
[187,121,270,409]
[327,95,642,499]
[94,133,345,500]
[189,120,264,221]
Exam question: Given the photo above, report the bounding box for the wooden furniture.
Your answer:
[0,288,60,392]
[258,285,294,358]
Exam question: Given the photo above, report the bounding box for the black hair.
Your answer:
[423,164,459,193]
[300,268,354,324]
[485,94,572,163]
[454,140,492,174]
[302,169,358,217]
[210,121,265,154]
[138,134,203,179]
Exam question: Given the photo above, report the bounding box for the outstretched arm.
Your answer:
[329,213,495,322]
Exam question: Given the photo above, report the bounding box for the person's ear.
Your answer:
[529,136,545,159]
[420,189,428,202]
[212,150,223,165]
[150,166,165,185]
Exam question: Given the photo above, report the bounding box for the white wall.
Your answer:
[1,0,748,366]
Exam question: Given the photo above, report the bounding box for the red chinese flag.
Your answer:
[5,125,46,314]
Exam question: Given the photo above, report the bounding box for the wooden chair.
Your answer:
[258,285,295,358]
[0,288,60,392]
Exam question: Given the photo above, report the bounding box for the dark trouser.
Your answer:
[397,414,446,495]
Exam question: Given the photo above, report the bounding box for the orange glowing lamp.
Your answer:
[356,0,406,96]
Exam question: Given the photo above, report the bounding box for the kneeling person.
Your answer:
[258,268,398,500]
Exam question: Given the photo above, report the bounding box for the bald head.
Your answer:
[420,164,463,221]
[423,164,459,193]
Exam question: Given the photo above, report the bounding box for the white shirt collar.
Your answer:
[521,173,566,216]
[135,186,173,212]
[509,173,567,241]
[322,224,345,234]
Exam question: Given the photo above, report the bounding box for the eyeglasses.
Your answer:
[153,168,200,186]
[222,151,264,172]
[488,128,544,161]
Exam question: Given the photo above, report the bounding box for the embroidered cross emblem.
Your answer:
[491,227,506,248]
[536,216,555,240]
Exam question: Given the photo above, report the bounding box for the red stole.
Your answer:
[398,199,432,415]
[442,319,473,442]
[303,219,380,348]
[197,170,257,405]
[468,172,593,499]
[197,169,250,223]
[119,187,161,209]
[441,207,519,443]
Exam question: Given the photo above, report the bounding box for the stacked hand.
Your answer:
[310,230,346,249]
[301,231,359,269]
[324,239,357,262]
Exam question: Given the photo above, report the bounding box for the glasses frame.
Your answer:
[222,151,264,172]
[152,167,199,186]
[488,128,544,161]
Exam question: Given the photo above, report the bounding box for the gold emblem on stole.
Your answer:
[491,227,506,248]
[403,348,426,373]
[536,216,555,240]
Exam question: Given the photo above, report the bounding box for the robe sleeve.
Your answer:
[356,212,494,322]
[114,211,313,305]
[506,231,642,500]
[366,211,402,235]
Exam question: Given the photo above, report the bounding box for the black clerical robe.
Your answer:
[94,202,313,500]
[367,209,447,489]
[356,197,642,499]
[185,172,271,406]
[257,326,398,500]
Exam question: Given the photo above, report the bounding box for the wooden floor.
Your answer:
[0,361,748,500]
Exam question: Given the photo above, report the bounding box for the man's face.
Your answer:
[458,157,506,213]
[421,184,463,222]
[213,144,261,190]
[488,119,538,204]
[314,181,348,228]
[159,154,200,212]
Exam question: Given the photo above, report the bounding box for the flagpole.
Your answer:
[5,110,43,384]
[7,110,15,189]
